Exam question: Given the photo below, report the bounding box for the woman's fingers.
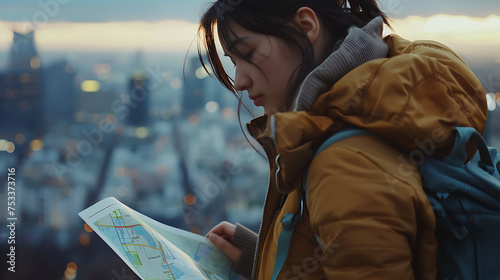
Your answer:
[206,221,236,241]
[207,232,242,263]
[205,222,241,263]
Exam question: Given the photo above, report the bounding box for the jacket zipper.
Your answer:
[271,116,283,193]
[251,163,271,280]
[251,115,279,279]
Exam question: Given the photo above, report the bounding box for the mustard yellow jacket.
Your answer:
[246,34,487,279]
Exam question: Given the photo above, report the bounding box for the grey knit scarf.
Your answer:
[293,16,388,112]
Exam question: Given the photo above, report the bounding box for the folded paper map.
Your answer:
[79,197,240,280]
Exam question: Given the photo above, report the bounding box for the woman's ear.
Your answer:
[293,7,321,45]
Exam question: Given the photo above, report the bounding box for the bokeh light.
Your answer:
[184,194,196,206]
[135,127,149,139]
[15,134,25,144]
[79,233,90,246]
[30,139,43,151]
[170,78,183,90]
[80,80,101,92]
[67,262,78,271]
[205,101,219,113]
[5,142,15,153]
[188,115,200,126]
[84,223,93,233]
[195,67,210,79]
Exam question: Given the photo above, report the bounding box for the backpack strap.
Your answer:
[272,188,304,280]
[303,128,376,200]
[272,127,373,279]
[446,126,494,169]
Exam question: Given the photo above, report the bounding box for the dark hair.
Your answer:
[198,0,389,112]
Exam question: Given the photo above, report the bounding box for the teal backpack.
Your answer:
[272,126,500,280]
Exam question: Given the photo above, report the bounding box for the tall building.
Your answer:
[182,56,207,117]
[126,71,150,126]
[0,30,43,135]
[0,71,43,130]
[9,30,40,72]
[43,60,77,123]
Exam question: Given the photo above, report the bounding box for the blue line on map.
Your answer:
[133,226,156,247]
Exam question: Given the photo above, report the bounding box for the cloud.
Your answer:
[0,3,499,66]
[1,14,499,57]
[0,20,200,52]
[378,0,500,18]
[389,14,500,63]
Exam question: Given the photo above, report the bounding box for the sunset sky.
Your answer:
[0,0,499,63]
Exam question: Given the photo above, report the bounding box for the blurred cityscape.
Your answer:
[0,29,269,280]
[0,28,499,280]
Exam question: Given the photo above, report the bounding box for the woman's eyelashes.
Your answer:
[228,50,255,68]
[243,49,255,61]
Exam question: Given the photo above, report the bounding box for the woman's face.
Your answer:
[221,21,302,115]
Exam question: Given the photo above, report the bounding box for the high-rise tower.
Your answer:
[0,30,43,136]
[8,30,40,72]
[182,56,206,117]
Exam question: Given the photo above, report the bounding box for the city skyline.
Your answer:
[0,1,499,61]
[0,18,267,278]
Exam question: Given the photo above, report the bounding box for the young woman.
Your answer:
[198,0,488,279]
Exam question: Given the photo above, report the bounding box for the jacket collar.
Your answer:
[248,112,346,194]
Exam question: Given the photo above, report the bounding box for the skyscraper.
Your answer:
[43,60,76,122]
[0,30,43,134]
[126,71,150,127]
[9,30,40,72]
[182,56,206,117]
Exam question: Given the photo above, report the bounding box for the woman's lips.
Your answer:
[252,96,263,106]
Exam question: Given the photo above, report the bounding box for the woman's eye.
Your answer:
[228,49,255,68]
[243,50,255,60]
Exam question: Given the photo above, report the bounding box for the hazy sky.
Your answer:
[0,0,499,23]
[0,0,499,64]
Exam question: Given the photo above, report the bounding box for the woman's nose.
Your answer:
[234,67,252,92]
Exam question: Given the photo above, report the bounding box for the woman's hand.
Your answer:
[206,222,242,263]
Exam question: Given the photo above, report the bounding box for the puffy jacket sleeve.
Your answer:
[232,223,258,279]
[314,34,487,159]
[305,135,436,280]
